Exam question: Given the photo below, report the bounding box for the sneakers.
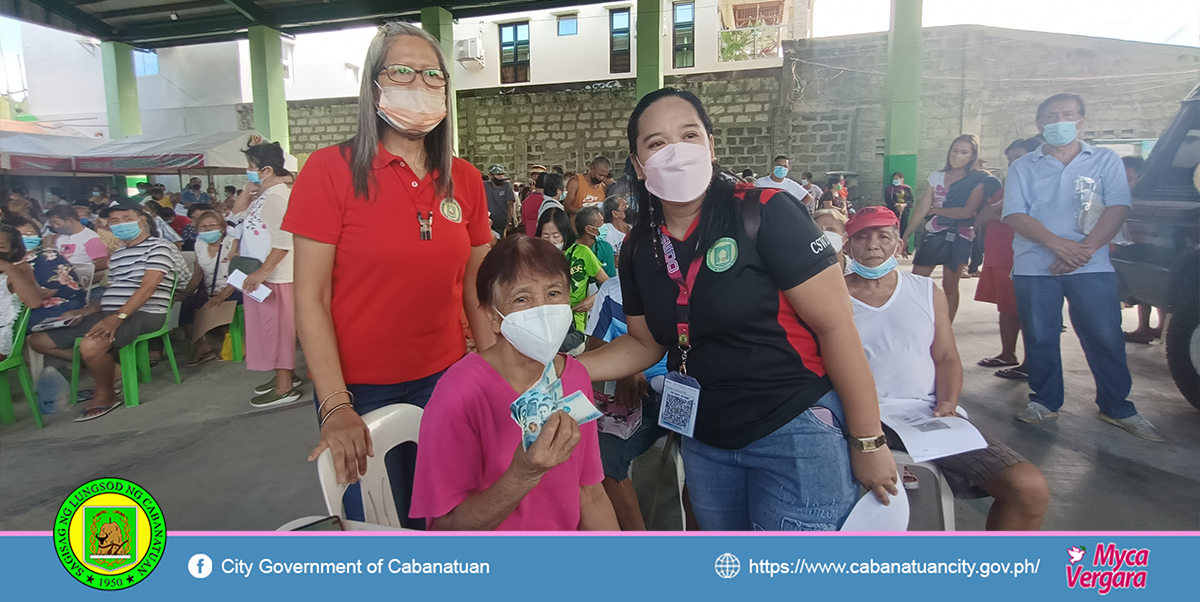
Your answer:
[254,376,303,396]
[1016,401,1059,423]
[250,387,303,408]
[1098,412,1166,442]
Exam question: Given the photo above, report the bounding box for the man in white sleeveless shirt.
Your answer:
[844,207,1048,530]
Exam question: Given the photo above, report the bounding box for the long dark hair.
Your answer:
[342,22,454,201]
[626,88,736,266]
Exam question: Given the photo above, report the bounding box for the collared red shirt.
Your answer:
[1002,141,1131,276]
[283,144,492,384]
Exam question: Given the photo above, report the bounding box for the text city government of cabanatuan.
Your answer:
[221,558,491,577]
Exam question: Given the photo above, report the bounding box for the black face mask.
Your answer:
[191,184,201,191]
[590,175,603,185]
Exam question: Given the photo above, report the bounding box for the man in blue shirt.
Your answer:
[1002,93,1163,442]
[181,177,210,207]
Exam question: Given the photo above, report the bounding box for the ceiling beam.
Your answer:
[220,0,265,23]
[23,0,114,36]
[92,1,225,21]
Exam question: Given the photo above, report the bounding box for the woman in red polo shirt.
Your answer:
[284,23,495,513]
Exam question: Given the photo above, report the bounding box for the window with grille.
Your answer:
[610,8,631,74]
[732,2,784,28]
[500,22,530,84]
[673,2,695,69]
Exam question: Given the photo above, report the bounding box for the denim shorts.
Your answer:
[680,388,858,531]
[598,390,666,481]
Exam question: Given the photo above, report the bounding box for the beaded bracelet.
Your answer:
[319,402,355,427]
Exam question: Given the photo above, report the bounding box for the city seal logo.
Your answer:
[440,198,463,223]
[706,237,738,273]
[55,478,166,591]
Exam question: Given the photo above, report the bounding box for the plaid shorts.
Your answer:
[885,428,1027,499]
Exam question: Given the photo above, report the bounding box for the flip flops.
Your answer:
[995,367,1029,380]
[74,401,120,422]
[978,356,1018,368]
[186,350,219,367]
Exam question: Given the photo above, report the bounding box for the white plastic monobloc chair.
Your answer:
[629,433,687,530]
[317,403,423,528]
[892,449,955,531]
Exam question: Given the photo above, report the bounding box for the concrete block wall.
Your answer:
[784,26,1199,201]
[237,25,1197,200]
[456,74,783,177]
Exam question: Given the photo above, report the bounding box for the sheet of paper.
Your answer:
[840,471,909,532]
[226,269,272,303]
[879,398,986,463]
[190,300,238,342]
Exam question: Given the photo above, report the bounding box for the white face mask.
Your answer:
[822,230,844,253]
[497,304,573,365]
[637,142,713,203]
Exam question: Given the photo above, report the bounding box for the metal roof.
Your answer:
[2,0,605,48]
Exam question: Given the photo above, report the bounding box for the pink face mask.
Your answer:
[375,82,447,136]
[638,142,713,203]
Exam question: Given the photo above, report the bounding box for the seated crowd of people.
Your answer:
[1,143,299,421]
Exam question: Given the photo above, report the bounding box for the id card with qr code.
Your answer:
[658,372,700,438]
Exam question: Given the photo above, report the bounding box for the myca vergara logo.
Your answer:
[1065,543,1149,595]
[55,478,166,591]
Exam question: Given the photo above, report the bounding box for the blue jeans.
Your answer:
[680,389,858,531]
[1014,273,1136,419]
[314,368,447,527]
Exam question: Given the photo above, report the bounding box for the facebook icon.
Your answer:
[188,553,213,579]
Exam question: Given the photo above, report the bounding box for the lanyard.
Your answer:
[658,225,703,374]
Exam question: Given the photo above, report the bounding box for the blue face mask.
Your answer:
[849,257,898,279]
[1042,120,1078,146]
[773,166,788,179]
[800,179,809,186]
[893,178,903,186]
[80,217,90,226]
[246,169,263,185]
[22,235,40,251]
[197,230,223,244]
[110,221,142,241]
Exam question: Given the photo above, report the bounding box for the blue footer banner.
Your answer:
[2,532,1195,600]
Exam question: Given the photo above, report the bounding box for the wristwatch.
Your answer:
[849,434,888,452]
[116,312,129,321]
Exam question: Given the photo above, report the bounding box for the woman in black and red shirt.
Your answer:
[580,89,897,531]
[284,23,495,522]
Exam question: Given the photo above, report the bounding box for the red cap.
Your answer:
[845,205,899,238]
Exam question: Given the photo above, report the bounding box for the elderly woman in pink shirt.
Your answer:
[410,235,619,530]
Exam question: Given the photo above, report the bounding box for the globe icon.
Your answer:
[714,553,740,579]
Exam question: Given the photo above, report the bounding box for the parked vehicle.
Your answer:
[1112,84,1200,410]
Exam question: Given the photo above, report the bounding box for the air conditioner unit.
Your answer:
[455,38,485,70]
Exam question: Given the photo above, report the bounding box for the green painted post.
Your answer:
[248,26,290,152]
[101,42,142,191]
[636,0,663,99]
[884,0,922,250]
[421,6,459,153]
[101,42,142,140]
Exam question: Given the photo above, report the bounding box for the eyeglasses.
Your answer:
[380,64,447,88]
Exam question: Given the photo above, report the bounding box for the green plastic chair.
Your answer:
[0,307,42,428]
[229,304,245,362]
[69,274,181,409]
